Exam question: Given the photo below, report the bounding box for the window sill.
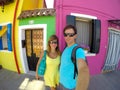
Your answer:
[85,53,96,56]
[0,50,12,52]
[84,50,96,56]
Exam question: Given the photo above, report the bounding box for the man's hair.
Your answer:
[63,25,77,34]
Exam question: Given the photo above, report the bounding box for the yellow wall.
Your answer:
[22,0,43,10]
[0,0,17,72]
[38,0,44,8]
[0,52,17,71]
[0,55,1,64]
[0,2,15,23]
[0,0,44,73]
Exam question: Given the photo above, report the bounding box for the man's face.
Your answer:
[64,28,77,46]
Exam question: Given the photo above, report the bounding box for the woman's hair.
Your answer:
[47,35,61,55]
[63,24,77,34]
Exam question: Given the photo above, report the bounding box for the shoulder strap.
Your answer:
[42,50,47,60]
[71,45,87,79]
[43,50,47,57]
[71,46,81,79]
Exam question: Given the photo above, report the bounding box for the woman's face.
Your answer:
[49,39,58,50]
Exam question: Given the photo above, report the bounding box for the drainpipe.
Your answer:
[12,0,20,74]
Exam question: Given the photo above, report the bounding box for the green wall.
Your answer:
[19,16,56,40]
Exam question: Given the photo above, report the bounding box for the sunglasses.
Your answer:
[64,33,76,37]
[50,41,57,44]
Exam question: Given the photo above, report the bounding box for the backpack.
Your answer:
[71,45,88,79]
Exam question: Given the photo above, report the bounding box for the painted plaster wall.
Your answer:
[0,2,15,22]
[22,0,43,10]
[56,0,120,75]
[0,60,2,65]
[0,0,44,73]
[0,1,18,71]
[38,0,44,8]
[0,52,16,71]
[19,16,56,40]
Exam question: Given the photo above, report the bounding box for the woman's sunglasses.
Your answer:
[50,41,57,44]
[64,33,76,37]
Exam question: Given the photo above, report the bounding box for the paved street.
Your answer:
[0,69,120,90]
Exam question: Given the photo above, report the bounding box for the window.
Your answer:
[0,23,12,51]
[76,18,92,49]
[2,33,8,50]
[66,15,101,54]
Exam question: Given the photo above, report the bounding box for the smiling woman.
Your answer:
[35,35,61,90]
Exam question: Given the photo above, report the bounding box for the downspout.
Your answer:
[13,0,20,74]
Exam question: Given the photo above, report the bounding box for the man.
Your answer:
[59,25,89,90]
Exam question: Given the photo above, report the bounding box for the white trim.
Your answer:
[19,24,47,73]
[71,13,97,19]
[86,53,96,56]
[0,22,11,26]
[0,50,12,52]
[45,0,54,8]
[84,51,96,56]
[108,27,120,32]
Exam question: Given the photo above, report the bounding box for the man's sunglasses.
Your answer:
[50,41,57,44]
[64,33,76,37]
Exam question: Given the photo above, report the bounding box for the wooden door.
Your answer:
[25,29,43,71]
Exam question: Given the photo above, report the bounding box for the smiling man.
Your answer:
[59,25,89,90]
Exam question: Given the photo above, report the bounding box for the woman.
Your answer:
[36,35,61,90]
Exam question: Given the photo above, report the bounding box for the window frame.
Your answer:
[0,22,12,52]
[70,13,99,56]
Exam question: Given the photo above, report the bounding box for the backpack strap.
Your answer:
[71,46,81,79]
[71,45,87,79]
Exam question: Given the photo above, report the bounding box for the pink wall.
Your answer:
[56,0,120,75]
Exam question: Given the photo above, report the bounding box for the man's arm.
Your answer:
[76,59,90,90]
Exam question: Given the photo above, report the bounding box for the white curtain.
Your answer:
[76,20,91,46]
[102,29,120,71]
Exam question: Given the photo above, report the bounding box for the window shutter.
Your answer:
[90,19,101,53]
[7,23,12,51]
[0,26,2,30]
[66,15,76,26]
[0,37,3,50]
[0,26,3,50]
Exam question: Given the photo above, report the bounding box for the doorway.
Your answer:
[25,29,43,71]
[19,24,47,74]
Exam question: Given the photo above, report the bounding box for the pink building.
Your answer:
[55,0,120,75]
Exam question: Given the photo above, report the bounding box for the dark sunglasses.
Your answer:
[64,33,76,37]
[50,41,57,44]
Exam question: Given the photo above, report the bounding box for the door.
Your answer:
[102,29,120,71]
[25,29,43,71]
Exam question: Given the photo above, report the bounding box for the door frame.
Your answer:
[19,24,47,73]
